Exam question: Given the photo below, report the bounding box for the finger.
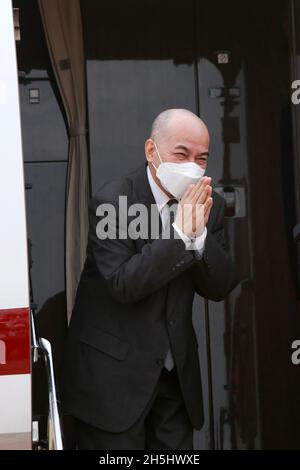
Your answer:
[194,182,212,206]
[190,175,209,196]
[190,178,204,202]
[191,176,211,204]
[194,203,205,235]
[194,174,208,190]
[197,183,212,205]
[180,183,195,203]
[204,196,213,213]
[204,197,213,224]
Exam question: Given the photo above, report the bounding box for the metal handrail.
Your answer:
[30,308,39,364]
[30,308,63,450]
[39,338,63,450]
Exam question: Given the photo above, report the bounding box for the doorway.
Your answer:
[82,0,300,449]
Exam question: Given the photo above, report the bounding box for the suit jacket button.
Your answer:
[172,267,176,271]
[168,320,174,327]
[156,358,164,366]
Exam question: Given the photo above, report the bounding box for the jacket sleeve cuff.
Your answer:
[172,223,207,257]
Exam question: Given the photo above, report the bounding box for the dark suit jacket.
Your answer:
[61,162,238,432]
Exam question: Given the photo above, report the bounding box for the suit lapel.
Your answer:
[130,162,162,242]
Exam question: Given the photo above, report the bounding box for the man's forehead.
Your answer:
[165,130,210,149]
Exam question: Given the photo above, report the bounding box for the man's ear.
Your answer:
[145,139,155,164]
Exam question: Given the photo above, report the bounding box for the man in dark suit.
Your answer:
[61,108,238,450]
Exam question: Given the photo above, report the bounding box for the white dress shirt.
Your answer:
[146,165,207,256]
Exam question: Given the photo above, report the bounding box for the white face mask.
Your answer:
[152,141,206,200]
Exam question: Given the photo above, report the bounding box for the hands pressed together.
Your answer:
[174,176,213,238]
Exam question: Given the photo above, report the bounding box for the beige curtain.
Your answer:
[39,0,90,322]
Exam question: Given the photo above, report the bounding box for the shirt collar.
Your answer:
[146,164,170,211]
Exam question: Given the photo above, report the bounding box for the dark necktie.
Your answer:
[163,198,178,371]
[165,198,178,232]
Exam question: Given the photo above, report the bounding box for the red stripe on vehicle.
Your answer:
[0,308,30,375]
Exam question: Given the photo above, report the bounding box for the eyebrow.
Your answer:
[174,145,189,152]
[174,144,209,157]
